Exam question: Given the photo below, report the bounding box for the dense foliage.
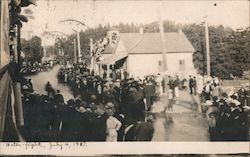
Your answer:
[21,36,43,63]
[183,24,250,79]
[53,21,249,79]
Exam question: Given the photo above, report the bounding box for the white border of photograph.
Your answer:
[0,142,249,156]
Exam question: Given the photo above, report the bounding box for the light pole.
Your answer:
[59,19,86,63]
[77,31,81,62]
[72,29,81,63]
[73,38,77,63]
[90,38,94,72]
[157,3,169,103]
[204,19,210,76]
[42,30,68,62]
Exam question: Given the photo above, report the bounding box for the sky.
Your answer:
[21,0,250,45]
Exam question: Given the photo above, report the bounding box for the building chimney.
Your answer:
[139,27,144,34]
[178,28,183,35]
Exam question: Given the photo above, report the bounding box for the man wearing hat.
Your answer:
[143,80,155,111]
[91,107,107,141]
[237,85,247,106]
[54,90,64,105]
[134,115,155,141]
[206,98,219,141]
[60,99,78,141]
[44,81,55,99]
[203,81,212,101]
[227,99,243,141]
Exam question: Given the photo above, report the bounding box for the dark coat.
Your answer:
[60,106,78,141]
[54,93,64,104]
[143,84,155,97]
[91,114,107,141]
[189,78,194,87]
[134,122,154,141]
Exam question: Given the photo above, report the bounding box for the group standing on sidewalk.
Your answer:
[200,77,250,141]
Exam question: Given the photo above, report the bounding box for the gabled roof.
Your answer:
[120,32,195,54]
[102,32,195,54]
[101,44,114,54]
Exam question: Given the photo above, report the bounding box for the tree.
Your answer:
[52,21,249,79]
[53,25,108,64]
[182,23,249,79]
[21,36,43,63]
[45,45,57,57]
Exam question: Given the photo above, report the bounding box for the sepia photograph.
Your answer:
[0,0,249,154]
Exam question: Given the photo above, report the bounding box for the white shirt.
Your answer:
[213,77,219,85]
[205,84,211,93]
[106,116,122,132]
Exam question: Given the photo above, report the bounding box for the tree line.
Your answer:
[22,20,250,79]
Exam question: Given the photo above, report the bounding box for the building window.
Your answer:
[179,60,185,65]
[158,61,162,66]
[158,60,163,72]
[179,59,185,71]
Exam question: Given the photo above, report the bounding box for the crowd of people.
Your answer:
[201,78,249,141]
[20,60,56,76]
[19,62,249,142]
[20,64,161,142]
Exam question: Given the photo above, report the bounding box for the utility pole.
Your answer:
[76,31,81,63]
[42,39,47,62]
[72,29,81,63]
[205,19,210,76]
[43,46,46,62]
[90,38,94,73]
[158,15,167,72]
[73,38,77,63]
[158,4,169,112]
[157,3,169,107]
[59,19,85,63]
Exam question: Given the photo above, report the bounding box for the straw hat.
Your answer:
[106,108,114,116]
[106,102,114,109]
[95,107,105,116]
[205,100,213,106]
[232,100,241,106]
[77,106,87,113]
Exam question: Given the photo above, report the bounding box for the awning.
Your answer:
[98,53,128,65]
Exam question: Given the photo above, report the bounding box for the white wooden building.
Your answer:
[97,29,197,79]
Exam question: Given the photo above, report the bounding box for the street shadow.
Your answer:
[190,94,200,111]
[164,114,174,129]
